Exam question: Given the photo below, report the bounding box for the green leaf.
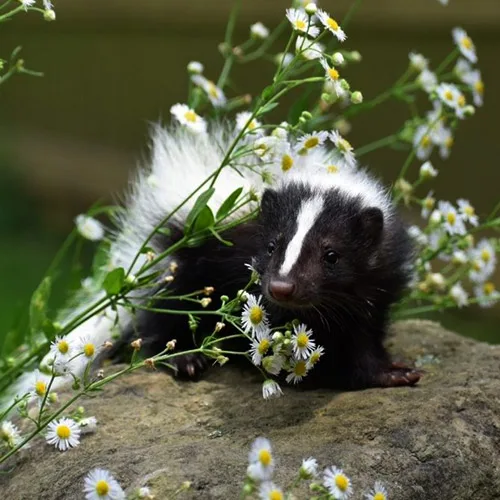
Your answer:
[256,102,279,117]
[156,227,172,237]
[102,267,125,295]
[216,187,243,221]
[184,188,215,234]
[29,277,52,340]
[193,206,215,233]
[261,85,274,100]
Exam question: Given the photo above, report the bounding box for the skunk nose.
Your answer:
[269,280,296,301]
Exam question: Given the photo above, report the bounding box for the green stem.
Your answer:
[356,134,400,157]
[341,0,364,28]
[435,48,459,76]
[0,4,23,22]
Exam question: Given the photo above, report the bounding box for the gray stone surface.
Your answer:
[1,320,500,499]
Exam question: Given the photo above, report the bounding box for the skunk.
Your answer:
[8,123,421,400]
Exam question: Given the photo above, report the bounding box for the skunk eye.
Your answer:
[324,250,339,265]
[267,241,276,256]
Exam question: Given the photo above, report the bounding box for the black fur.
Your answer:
[124,179,418,389]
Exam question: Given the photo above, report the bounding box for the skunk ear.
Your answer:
[260,189,279,218]
[357,207,384,247]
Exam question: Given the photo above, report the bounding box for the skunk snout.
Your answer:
[268,280,296,302]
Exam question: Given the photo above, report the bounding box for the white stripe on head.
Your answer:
[279,195,324,275]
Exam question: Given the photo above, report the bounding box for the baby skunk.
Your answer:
[10,123,421,399]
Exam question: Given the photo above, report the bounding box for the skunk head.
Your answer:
[254,180,389,309]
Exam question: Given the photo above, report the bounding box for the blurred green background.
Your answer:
[0,0,499,344]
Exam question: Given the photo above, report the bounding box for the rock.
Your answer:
[1,320,500,499]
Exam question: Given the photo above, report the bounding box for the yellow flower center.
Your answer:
[327,165,339,174]
[304,137,319,149]
[472,260,482,272]
[374,494,386,500]
[424,197,435,210]
[338,138,352,152]
[327,18,339,31]
[457,95,466,107]
[484,282,495,295]
[309,351,321,365]
[35,380,47,397]
[464,205,475,217]
[475,80,484,94]
[293,361,307,377]
[56,425,71,440]
[281,154,294,171]
[259,449,272,467]
[249,306,264,325]
[258,339,271,356]
[328,68,339,80]
[445,136,454,148]
[335,474,349,492]
[461,36,473,50]
[481,249,491,262]
[184,110,197,122]
[95,480,110,496]
[269,491,283,500]
[446,212,456,225]
[420,135,431,148]
[57,340,69,354]
[296,20,306,30]
[444,90,454,101]
[248,120,257,130]
[207,82,219,98]
[296,332,309,349]
[83,343,95,358]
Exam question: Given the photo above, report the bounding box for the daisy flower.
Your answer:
[49,336,74,369]
[271,122,289,140]
[46,417,81,451]
[262,355,285,376]
[170,104,207,134]
[438,201,467,235]
[408,225,428,246]
[323,466,353,499]
[457,199,478,226]
[241,294,269,334]
[416,69,438,94]
[31,370,50,405]
[77,336,101,362]
[286,359,308,384]
[409,52,428,72]
[421,191,436,219]
[296,130,328,154]
[450,283,468,308]
[1,421,22,449]
[235,111,262,135]
[435,126,454,159]
[275,52,294,67]
[250,330,273,366]
[250,22,270,40]
[20,0,36,9]
[79,416,98,434]
[419,161,438,179]
[471,239,497,278]
[452,250,468,265]
[462,69,484,107]
[329,130,357,168]
[316,9,347,42]
[454,58,473,81]
[248,437,274,481]
[306,346,324,369]
[452,27,477,63]
[295,36,324,60]
[258,482,284,500]
[436,83,466,117]
[320,58,345,97]
[75,215,104,241]
[364,481,388,500]
[291,323,315,359]
[474,282,500,308]
[413,125,434,161]
[286,8,320,37]
[468,257,487,283]
[253,136,281,162]
[191,75,226,108]
[299,457,318,479]
[262,379,283,400]
[83,468,125,500]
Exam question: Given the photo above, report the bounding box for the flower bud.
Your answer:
[44,9,56,21]
[419,161,438,180]
[131,338,143,351]
[187,61,204,74]
[305,3,318,15]
[332,52,344,65]
[350,91,363,104]
[200,297,212,308]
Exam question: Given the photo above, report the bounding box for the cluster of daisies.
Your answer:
[240,292,324,399]
[410,27,481,161]
[244,436,388,500]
